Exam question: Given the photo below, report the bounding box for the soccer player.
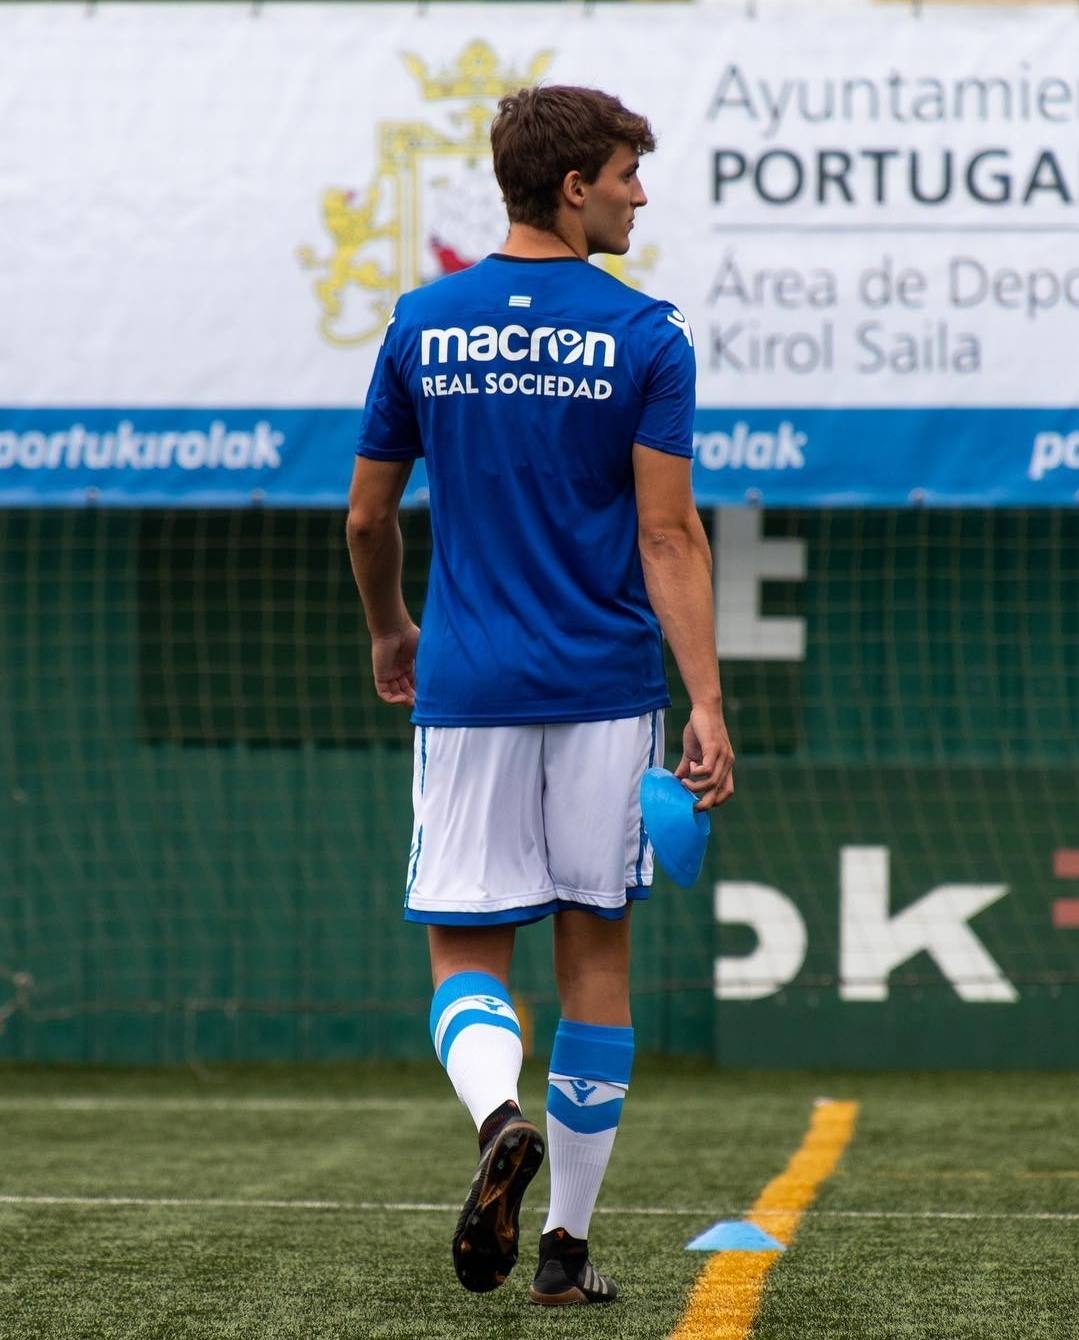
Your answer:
[346,85,734,1307]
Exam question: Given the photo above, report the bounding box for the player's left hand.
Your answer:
[371,621,420,706]
[675,702,735,811]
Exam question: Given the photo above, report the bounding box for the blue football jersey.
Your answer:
[356,255,696,726]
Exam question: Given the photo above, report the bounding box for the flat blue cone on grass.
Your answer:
[685,1220,786,1252]
[639,766,710,887]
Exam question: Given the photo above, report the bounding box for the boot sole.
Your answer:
[528,1283,591,1306]
[528,1283,617,1307]
[452,1120,545,1293]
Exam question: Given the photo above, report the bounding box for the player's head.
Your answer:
[490,85,654,255]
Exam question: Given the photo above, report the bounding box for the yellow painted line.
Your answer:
[669,1100,859,1340]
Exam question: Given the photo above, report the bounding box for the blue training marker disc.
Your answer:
[685,1220,786,1253]
[639,766,710,888]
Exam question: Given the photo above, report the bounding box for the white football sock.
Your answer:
[429,971,523,1131]
[543,1078,626,1238]
[542,1019,634,1240]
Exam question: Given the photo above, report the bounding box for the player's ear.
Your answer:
[561,169,587,210]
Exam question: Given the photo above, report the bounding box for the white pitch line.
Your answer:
[0,1097,716,1113]
[0,1195,1077,1222]
[0,1195,460,1212]
[0,1195,694,1215]
[0,1098,438,1112]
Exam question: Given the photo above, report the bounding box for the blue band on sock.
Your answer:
[429,971,513,1047]
[549,1019,635,1087]
[437,1008,520,1068]
[546,1084,625,1134]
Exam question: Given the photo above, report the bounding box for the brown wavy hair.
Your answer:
[490,85,655,231]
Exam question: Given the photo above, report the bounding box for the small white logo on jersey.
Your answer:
[508,295,532,308]
[667,308,693,347]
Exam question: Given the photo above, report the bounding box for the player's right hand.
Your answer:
[675,703,734,810]
[371,620,420,706]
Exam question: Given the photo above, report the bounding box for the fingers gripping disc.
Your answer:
[639,767,711,888]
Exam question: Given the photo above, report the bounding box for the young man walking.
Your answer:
[347,85,734,1306]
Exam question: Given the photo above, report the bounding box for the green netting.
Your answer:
[1,507,1077,1065]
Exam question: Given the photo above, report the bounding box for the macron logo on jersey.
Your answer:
[420,324,617,369]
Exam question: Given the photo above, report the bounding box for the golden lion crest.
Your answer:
[298,40,657,347]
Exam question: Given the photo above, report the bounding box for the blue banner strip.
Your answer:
[2,407,1078,508]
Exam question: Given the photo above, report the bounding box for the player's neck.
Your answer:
[498,222,585,262]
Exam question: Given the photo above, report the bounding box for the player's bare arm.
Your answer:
[633,442,734,810]
[346,455,419,706]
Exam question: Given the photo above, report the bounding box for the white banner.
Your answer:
[3,3,1079,505]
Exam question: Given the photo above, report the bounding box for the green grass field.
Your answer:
[1,1060,1076,1339]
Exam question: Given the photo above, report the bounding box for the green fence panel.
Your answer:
[2,508,1076,1065]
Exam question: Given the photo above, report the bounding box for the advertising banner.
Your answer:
[3,3,1079,506]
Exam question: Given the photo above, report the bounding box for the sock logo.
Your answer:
[569,1079,598,1105]
[476,995,508,1014]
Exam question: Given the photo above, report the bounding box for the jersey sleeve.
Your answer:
[633,306,696,458]
[356,310,423,461]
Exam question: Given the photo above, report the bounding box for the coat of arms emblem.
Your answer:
[298,40,656,347]
[297,41,552,346]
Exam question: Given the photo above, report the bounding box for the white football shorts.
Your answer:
[402,712,664,925]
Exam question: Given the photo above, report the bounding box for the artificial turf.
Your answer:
[0,1062,1076,1339]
